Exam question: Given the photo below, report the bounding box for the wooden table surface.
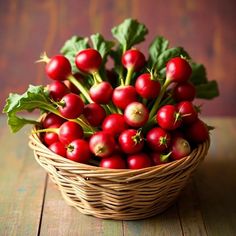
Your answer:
[0,116,236,236]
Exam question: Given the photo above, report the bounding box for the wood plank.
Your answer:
[39,179,123,236]
[123,205,183,236]
[193,118,236,236]
[177,181,207,236]
[0,116,47,235]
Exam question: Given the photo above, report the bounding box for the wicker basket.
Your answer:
[28,131,210,220]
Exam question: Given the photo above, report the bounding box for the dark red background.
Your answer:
[1,0,235,116]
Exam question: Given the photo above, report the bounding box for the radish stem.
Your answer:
[148,79,171,120]
[67,74,92,103]
[125,67,134,85]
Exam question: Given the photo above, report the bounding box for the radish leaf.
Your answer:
[3,85,58,132]
[111,18,148,52]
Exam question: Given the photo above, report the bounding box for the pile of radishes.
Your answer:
[4,19,218,170]
[37,48,209,170]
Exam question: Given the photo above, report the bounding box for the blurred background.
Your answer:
[0,0,235,116]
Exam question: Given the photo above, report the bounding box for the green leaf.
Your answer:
[195,80,220,99]
[6,113,39,133]
[149,36,169,64]
[111,18,148,52]
[155,47,190,71]
[3,85,58,133]
[190,63,208,85]
[91,33,115,59]
[60,36,89,74]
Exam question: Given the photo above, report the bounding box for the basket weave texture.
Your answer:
[29,131,210,220]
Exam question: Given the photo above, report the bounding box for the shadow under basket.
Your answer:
[29,131,210,220]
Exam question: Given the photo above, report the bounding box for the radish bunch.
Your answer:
[38,51,208,169]
[3,19,219,169]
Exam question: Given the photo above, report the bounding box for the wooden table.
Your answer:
[0,116,235,236]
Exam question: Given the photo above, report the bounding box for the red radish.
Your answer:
[156,105,182,130]
[58,93,84,119]
[83,103,106,127]
[135,73,161,99]
[166,57,192,83]
[185,119,209,144]
[48,81,69,101]
[150,152,171,165]
[102,114,128,136]
[58,121,84,145]
[176,101,198,124]
[43,124,60,146]
[66,139,91,163]
[118,129,144,154]
[127,153,152,169]
[89,82,113,104]
[171,136,191,160]
[49,142,67,157]
[75,48,102,74]
[146,127,171,152]
[89,131,116,158]
[42,113,65,128]
[173,81,196,102]
[112,85,137,110]
[45,54,71,81]
[100,154,127,169]
[124,102,149,128]
[122,49,146,72]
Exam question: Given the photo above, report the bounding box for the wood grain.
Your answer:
[0,0,235,115]
[39,180,123,236]
[193,118,236,236]
[123,205,183,236]
[0,116,46,235]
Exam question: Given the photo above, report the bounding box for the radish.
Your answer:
[122,49,146,85]
[156,105,182,130]
[102,114,128,136]
[48,81,69,101]
[75,48,102,74]
[127,153,152,169]
[171,135,191,160]
[150,152,171,165]
[45,55,72,81]
[135,73,161,99]
[173,81,196,102]
[43,124,60,146]
[176,101,198,124]
[67,139,91,163]
[166,57,192,83]
[89,81,113,104]
[38,53,72,81]
[100,154,127,169]
[146,127,171,152]
[112,85,138,110]
[58,93,84,119]
[42,113,65,128]
[49,142,67,157]
[89,131,116,158]
[83,103,106,127]
[58,121,84,145]
[118,129,144,154]
[185,119,209,144]
[124,102,149,128]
